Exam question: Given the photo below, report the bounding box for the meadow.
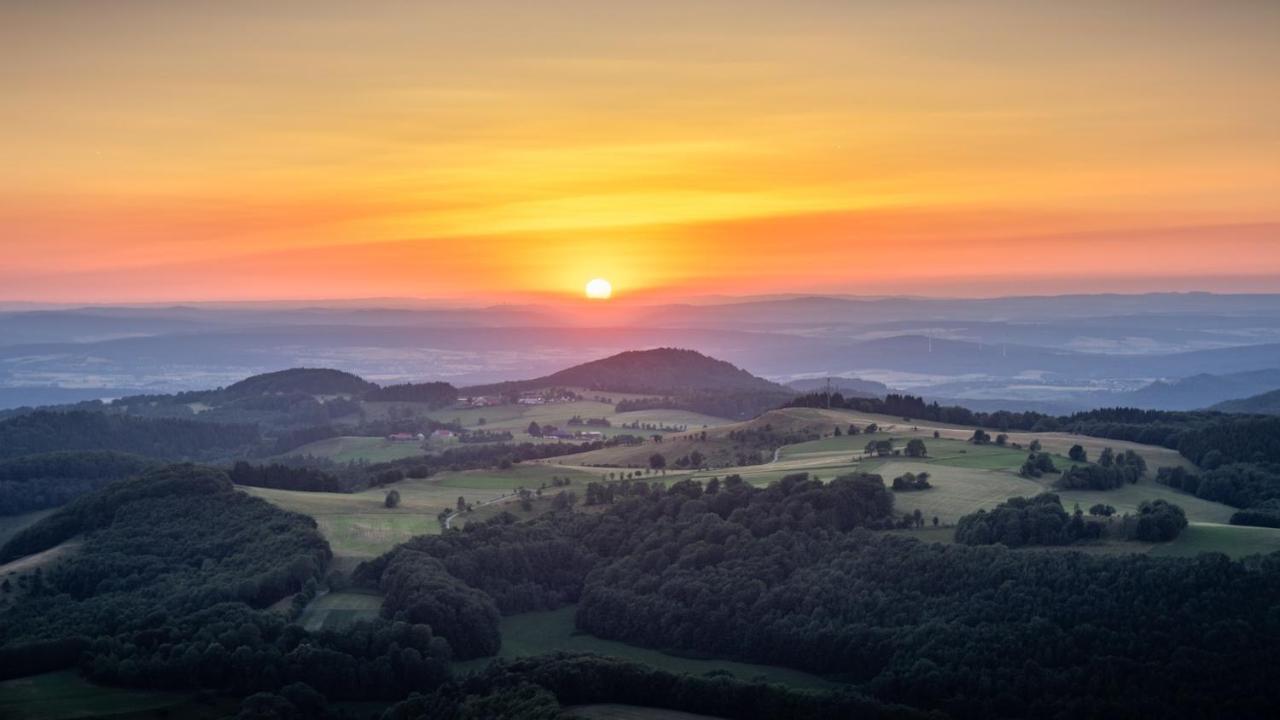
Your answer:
[297,590,384,632]
[564,705,724,720]
[244,463,603,560]
[454,606,844,692]
[0,671,234,720]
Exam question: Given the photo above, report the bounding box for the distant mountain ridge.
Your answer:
[462,348,790,396]
[1212,388,1280,415]
[786,377,890,398]
[1111,368,1280,410]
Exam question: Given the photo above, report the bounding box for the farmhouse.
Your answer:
[387,432,423,442]
[430,429,457,440]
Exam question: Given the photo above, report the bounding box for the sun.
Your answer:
[584,278,613,300]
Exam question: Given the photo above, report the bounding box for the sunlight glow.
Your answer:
[585,278,613,300]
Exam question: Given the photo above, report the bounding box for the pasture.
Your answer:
[564,705,726,720]
[0,671,227,720]
[282,435,427,463]
[298,590,384,632]
[455,606,843,692]
[1151,523,1280,559]
[244,463,601,559]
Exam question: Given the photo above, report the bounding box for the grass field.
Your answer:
[245,463,602,559]
[297,590,384,631]
[564,705,726,720]
[456,606,844,692]
[283,435,428,463]
[1151,522,1280,559]
[417,397,731,437]
[0,671,224,720]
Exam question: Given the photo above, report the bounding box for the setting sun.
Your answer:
[585,278,613,300]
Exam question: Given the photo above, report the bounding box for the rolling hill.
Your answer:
[1113,368,1280,410]
[786,377,889,398]
[1212,388,1280,415]
[462,348,790,396]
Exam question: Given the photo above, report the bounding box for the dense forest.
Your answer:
[0,450,157,515]
[356,471,1278,719]
[0,411,261,462]
[789,392,1280,466]
[0,466,461,703]
[954,493,1186,546]
[380,654,927,720]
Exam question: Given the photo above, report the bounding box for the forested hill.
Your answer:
[463,348,791,396]
[0,411,260,463]
[222,367,376,397]
[1213,388,1280,415]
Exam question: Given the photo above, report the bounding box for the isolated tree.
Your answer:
[995,433,1009,447]
[932,515,939,527]
[527,421,543,438]
[689,450,705,468]
[649,453,667,470]
[933,430,940,439]
[1069,444,1087,462]
[384,489,401,508]
[865,423,879,434]
[905,438,928,458]
[847,424,860,436]
[1099,447,1115,467]
[1089,503,1116,517]
[456,496,467,512]
[970,429,991,445]
[1029,439,1043,452]
[833,425,843,436]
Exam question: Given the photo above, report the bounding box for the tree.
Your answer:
[1069,444,1087,462]
[649,453,667,470]
[933,430,940,439]
[1099,447,1115,467]
[457,496,467,512]
[970,429,991,445]
[385,489,401,508]
[995,433,1009,446]
[1089,503,1116,517]
[865,423,879,434]
[833,425,843,436]
[1029,439,1042,452]
[905,438,928,458]
[527,421,543,438]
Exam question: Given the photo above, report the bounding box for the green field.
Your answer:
[283,435,428,463]
[0,671,231,720]
[564,705,726,720]
[456,606,843,692]
[245,463,602,559]
[297,590,384,631]
[1151,522,1280,559]
[416,397,732,438]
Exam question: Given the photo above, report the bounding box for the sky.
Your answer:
[3,0,1279,304]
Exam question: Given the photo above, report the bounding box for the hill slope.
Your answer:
[1115,368,1280,410]
[463,348,789,396]
[1212,388,1280,415]
[223,367,376,397]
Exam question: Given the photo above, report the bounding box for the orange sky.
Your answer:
[3,0,1278,303]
